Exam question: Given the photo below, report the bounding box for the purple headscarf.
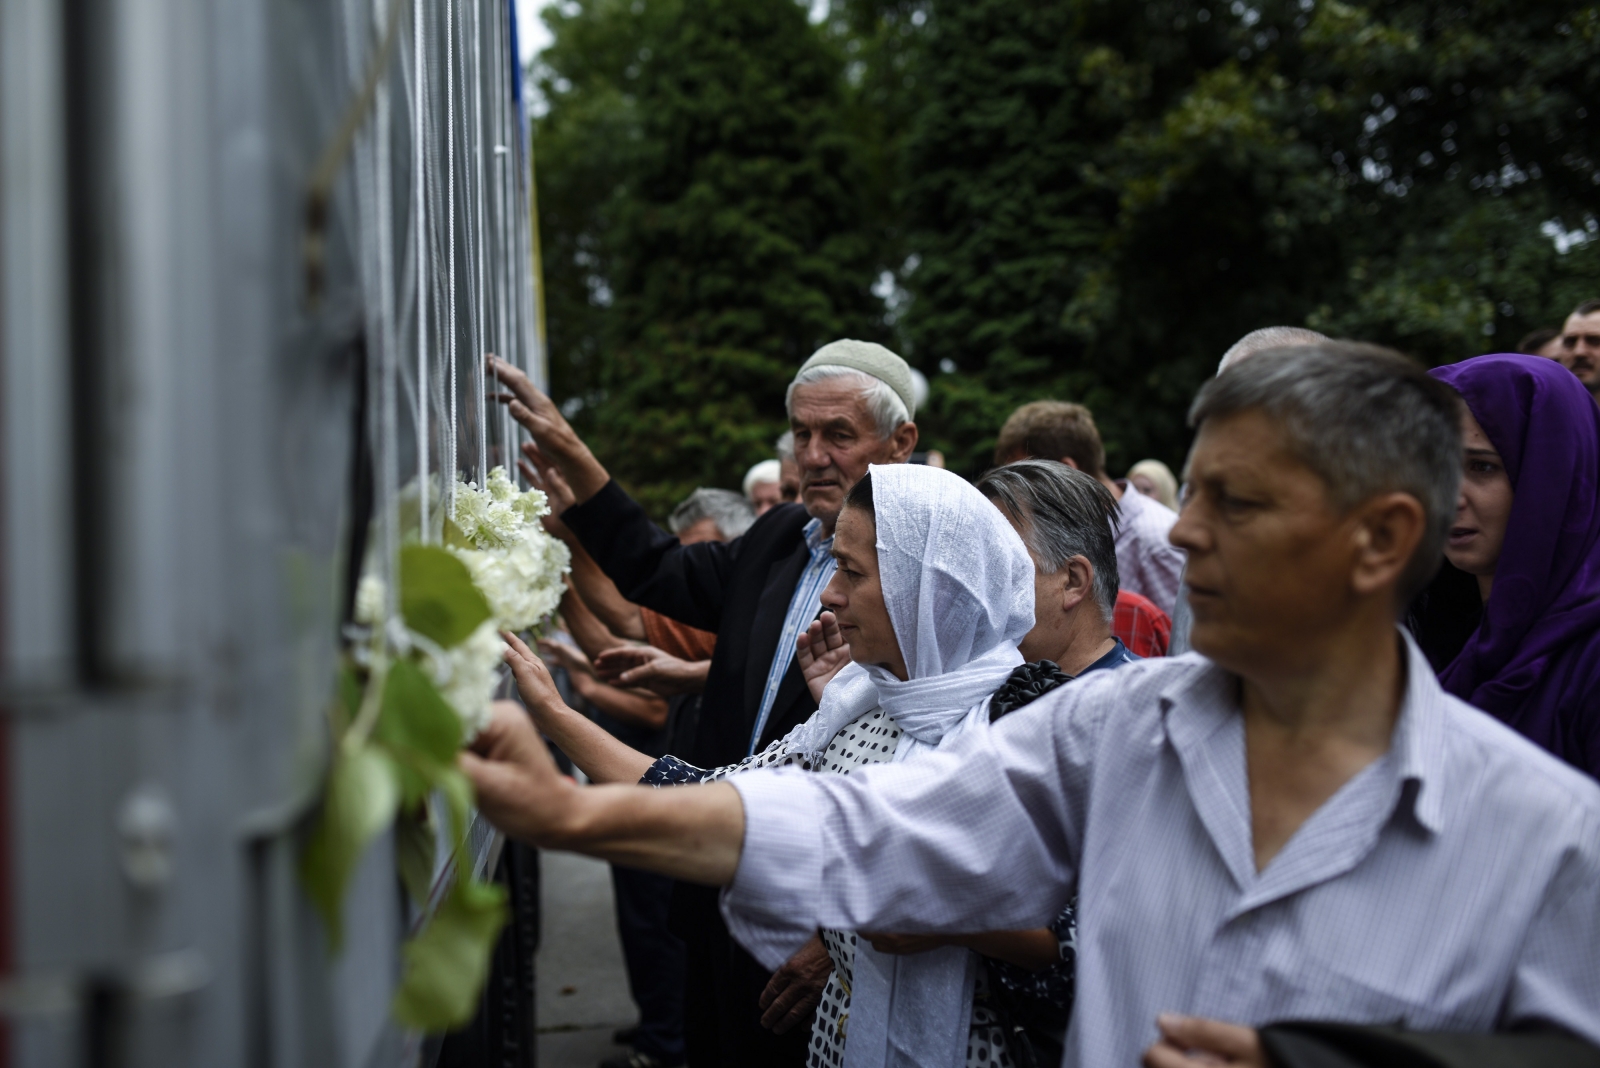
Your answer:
[1428,353,1600,778]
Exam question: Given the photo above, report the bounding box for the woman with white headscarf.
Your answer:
[509,463,1055,1067]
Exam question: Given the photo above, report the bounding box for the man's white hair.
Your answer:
[743,459,782,498]
[775,429,795,462]
[784,366,910,439]
[1217,327,1329,374]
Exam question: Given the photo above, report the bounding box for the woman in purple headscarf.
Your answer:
[1427,353,1600,778]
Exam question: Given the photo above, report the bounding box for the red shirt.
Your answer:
[1114,590,1171,658]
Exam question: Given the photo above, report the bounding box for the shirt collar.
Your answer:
[1390,628,1448,835]
[1157,628,1449,836]
[1077,638,1135,678]
[803,517,833,555]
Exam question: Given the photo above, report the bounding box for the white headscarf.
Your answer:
[784,463,1036,1068]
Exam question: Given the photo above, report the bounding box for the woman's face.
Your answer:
[1129,473,1159,499]
[1444,408,1514,586]
[820,506,908,680]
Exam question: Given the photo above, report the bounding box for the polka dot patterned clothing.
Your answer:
[639,667,1095,1068]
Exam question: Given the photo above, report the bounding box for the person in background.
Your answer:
[1518,326,1564,359]
[995,401,1185,615]
[539,487,748,1068]
[1557,298,1600,407]
[490,341,919,1068]
[776,430,801,503]
[668,487,755,543]
[744,460,785,515]
[1113,588,1171,658]
[1170,326,1331,654]
[1215,325,1328,374]
[1427,353,1600,779]
[463,344,1600,1068]
[1127,458,1179,512]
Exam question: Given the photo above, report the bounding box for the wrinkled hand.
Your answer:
[758,934,832,1034]
[458,698,580,846]
[486,353,607,503]
[537,635,593,678]
[593,645,710,697]
[1142,1015,1264,1067]
[797,611,852,704]
[502,631,573,733]
[518,440,577,523]
[860,932,949,956]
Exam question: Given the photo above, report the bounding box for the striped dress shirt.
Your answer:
[747,517,835,755]
[722,633,1600,1067]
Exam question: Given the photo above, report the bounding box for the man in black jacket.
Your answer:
[490,340,918,1067]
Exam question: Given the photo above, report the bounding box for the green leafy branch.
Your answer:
[302,545,510,1033]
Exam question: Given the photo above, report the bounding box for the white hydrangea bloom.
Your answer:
[354,574,387,626]
[428,620,504,740]
[447,466,569,634]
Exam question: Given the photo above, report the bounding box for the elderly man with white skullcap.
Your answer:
[489,341,918,1068]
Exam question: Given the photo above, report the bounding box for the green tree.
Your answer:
[871,0,1600,475]
[535,0,890,516]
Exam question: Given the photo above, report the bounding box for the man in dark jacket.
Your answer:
[490,340,918,1067]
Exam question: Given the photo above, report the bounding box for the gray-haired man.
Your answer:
[488,340,917,1068]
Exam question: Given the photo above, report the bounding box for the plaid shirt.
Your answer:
[1113,589,1171,658]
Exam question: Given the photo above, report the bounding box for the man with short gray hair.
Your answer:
[1170,325,1330,654]
[488,341,917,1068]
[671,487,757,542]
[1215,325,1328,374]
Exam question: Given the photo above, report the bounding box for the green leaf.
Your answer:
[400,545,491,649]
[337,665,364,722]
[392,875,509,1032]
[300,745,401,950]
[377,659,464,767]
[395,806,438,907]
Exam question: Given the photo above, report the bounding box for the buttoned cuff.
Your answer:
[719,768,825,970]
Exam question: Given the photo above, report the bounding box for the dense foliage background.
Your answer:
[533,0,1600,510]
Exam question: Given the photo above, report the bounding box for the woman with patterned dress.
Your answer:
[510,461,1135,1067]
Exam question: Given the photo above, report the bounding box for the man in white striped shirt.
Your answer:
[465,344,1600,1067]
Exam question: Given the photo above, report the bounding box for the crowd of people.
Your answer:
[470,302,1600,1068]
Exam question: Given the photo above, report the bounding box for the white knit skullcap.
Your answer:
[797,339,918,420]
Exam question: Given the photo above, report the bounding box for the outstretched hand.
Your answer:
[536,635,593,678]
[1142,1015,1265,1068]
[797,611,852,704]
[517,440,577,523]
[458,698,580,847]
[502,631,573,734]
[486,353,608,503]
[594,645,711,697]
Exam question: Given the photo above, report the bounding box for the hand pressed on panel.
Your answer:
[486,353,608,503]
[458,698,578,847]
[502,631,571,735]
[797,611,852,703]
[517,440,577,521]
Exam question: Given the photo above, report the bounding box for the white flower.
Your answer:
[426,620,504,740]
[450,466,553,551]
[447,467,569,633]
[355,574,387,626]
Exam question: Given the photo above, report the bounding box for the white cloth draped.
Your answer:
[788,463,1036,1068]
